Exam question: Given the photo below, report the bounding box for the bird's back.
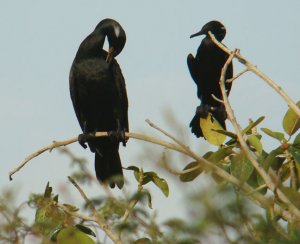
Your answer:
[70,52,124,132]
[193,37,232,106]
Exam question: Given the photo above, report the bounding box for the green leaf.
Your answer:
[212,129,237,139]
[225,138,238,146]
[134,238,152,244]
[261,128,285,142]
[126,166,140,172]
[115,222,138,232]
[57,227,95,244]
[44,182,52,198]
[200,112,226,146]
[127,166,153,185]
[35,206,64,236]
[283,101,300,136]
[230,152,254,182]
[256,152,270,190]
[152,175,169,197]
[180,161,202,182]
[211,161,231,183]
[247,135,263,154]
[243,116,265,134]
[126,166,142,183]
[280,187,300,209]
[293,133,300,149]
[164,218,186,230]
[143,189,152,209]
[208,146,233,163]
[141,173,153,185]
[203,151,213,159]
[265,147,285,170]
[75,224,96,237]
[289,147,300,164]
[281,163,291,183]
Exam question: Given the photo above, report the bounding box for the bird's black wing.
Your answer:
[187,54,199,85]
[69,63,85,131]
[111,60,129,132]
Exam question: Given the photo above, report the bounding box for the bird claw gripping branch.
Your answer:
[78,132,96,149]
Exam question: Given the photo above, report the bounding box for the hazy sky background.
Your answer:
[1,0,300,234]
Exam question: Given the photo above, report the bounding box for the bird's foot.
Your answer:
[195,104,211,118]
[78,132,95,149]
[108,129,126,146]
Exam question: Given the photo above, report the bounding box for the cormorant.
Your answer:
[187,20,233,138]
[69,19,129,188]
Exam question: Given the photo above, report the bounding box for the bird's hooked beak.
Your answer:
[190,30,205,38]
[105,46,115,63]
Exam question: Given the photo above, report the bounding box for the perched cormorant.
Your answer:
[69,19,129,188]
[187,20,233,138]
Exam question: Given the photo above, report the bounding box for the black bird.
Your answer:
[187,20,233,138]
[69,19,129,188]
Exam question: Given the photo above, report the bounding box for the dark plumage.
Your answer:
[69,19,129,188]
[187,20,233,138]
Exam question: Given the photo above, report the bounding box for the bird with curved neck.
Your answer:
[187,20,233,138]
[69,19,129,188]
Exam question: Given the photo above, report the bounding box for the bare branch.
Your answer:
[211,94,225,103]
[9,132,185,180]
[68,176,97,212]
[227,68,249,83]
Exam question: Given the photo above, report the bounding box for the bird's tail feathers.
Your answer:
[190,113,203,138]
[94,142,124,189]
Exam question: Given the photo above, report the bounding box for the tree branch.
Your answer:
[9,132,185,180]
[10,127,296,223]
[219,49,300,221]
[208,31,300,118]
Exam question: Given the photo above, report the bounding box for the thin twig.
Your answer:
[68,176,97,212]
[245,184,267,196]
[219,49,300,220]
[208,31,300,118]
[58,203,97,222]
[120,170,144,223]
[67,176,122,244]
[211,94,225,103]
[227,68,249,83]
[145,119,190,152]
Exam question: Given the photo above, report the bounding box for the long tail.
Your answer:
[94,139,124,189]
[190,107,227,138]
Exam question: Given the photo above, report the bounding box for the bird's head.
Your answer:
[190,20,226,41]
[95,19,126,63]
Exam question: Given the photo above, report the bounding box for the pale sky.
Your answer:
[1,0,300,229]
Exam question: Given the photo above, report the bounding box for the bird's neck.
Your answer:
[76,33,105,60]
